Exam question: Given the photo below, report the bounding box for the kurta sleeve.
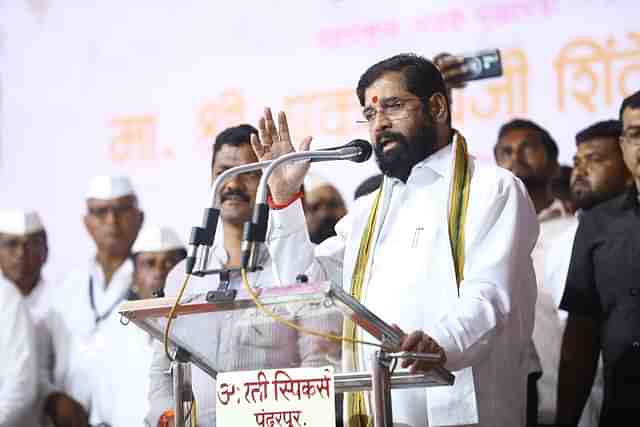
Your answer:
[428,174,539,371]
[0,286,38,426]
[266,199,347,287]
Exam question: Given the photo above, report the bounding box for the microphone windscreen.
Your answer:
[347,139,373,163]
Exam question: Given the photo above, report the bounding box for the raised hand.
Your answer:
[251,108,312,204]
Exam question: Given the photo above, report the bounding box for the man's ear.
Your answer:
[83,214,92,235]
[137,210,145,232]
[429,93,449,125]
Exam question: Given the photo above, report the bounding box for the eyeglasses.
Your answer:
[88,203,137,220]
[357,97,422,125]
[621,126,640,146]
[0,236,43,252]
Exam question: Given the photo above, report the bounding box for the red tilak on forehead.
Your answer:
[371,95,379,104]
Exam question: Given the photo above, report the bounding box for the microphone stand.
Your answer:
[186,160,272,276]
[242,150,362,271]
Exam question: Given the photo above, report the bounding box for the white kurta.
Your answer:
[147,241,322,427]
[54,258,133,339]
[25,279,72,427]
[0,277,39,427]
[540,217,603,427]
[267,141,539,427]
[53,258,133,410]
[65,309,154,427]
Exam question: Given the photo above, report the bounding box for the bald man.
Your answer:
[303,174,347,244]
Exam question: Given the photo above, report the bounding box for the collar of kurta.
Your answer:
[383,134,456,188]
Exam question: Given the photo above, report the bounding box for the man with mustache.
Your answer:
[493,118,577,427]
[494,119,560,215]
[147,125,330,427]
[253,53,538,426]
[303,173,347,244]
[558,90,640,426]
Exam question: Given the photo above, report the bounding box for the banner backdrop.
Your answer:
[1,0,638,283]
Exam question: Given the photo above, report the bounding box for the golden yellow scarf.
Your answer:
[345,132,471,426]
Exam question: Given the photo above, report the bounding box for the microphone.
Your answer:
[185,160,272,275]
[241,139,372,270]
[316,139,372,164]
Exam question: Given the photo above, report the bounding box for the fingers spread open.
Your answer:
[278,111,291,144]
[258,116,272,147]
[265,107,279,141]
[250,133,264,157]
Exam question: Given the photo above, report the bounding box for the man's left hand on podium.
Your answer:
[392,324,446,373]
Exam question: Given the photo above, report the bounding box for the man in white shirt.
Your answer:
[147,125,325,427]
[51,176,142,424]
[68,225,186,427]
[55,175,144,339]
[0,273,38,426]
[252,53,538,427]
[0,209,86,427]
[492,118,566,425]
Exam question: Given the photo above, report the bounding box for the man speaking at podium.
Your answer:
[253,53,539,426]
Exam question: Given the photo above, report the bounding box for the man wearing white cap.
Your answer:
[303,173,348,244]
[50,176,142,424]
[55,175,144,339]
[0,272,38,427]
[129,225,187,300]
[64,225,185,427]
[0,209,88,427]
[0,209,44,426]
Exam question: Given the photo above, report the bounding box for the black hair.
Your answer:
[619,90,640,121]
[497,118,558,161]
[211,124,259,170]
[131,248,187,264]
[575,120,622,145]
[356,53,450,124]
[354,174,383,200]
[551,165,573,203]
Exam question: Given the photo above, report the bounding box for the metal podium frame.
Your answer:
[119,280,454,427]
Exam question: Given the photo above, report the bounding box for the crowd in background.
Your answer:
[1,52,639,427]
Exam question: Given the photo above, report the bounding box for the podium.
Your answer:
[119,280,454,426]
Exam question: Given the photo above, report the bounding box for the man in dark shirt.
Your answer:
[557,89,640,426]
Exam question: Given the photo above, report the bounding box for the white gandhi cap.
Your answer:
[85,175,136,200]
[0,209,45,235]
[132,224,185,254]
